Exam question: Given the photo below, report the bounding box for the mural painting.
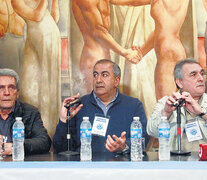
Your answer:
[0,0,207,144]
[0,0,25,74]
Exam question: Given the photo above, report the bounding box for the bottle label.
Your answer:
[131,128,142,138]
[158,128,170,138]
[13,128,24,138]
[80,128,92,138]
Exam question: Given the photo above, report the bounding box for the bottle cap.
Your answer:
[133,116,140,121]
[15,117,22,121]
[83,117,89,121]
[161,116,167,120]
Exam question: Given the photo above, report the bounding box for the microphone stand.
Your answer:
[170,100,191,156]
[59,106,79,156]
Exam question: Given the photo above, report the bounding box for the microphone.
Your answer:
[64,98,82,109]
[170,97,191,156]
[172,98,185,107]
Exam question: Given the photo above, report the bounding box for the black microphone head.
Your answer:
[172,98,185,107]
[64,98,82,109]
[178,98,185,106]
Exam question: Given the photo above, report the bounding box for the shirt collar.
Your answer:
[93,89,119,105]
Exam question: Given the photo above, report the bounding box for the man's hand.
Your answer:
[162,91,203,119]
[105,131,126,152]
[2,143,12,155]
[60,93,83,123]
[131,45,143,61]
[124,48,142,64]
[182,92,202,115]
[162,92,182,119]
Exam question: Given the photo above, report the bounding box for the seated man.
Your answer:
[0,68,51,155]
[53,59,148,153]
[147,58,207,152]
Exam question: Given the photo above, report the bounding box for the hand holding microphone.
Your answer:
[60,94,83,123]
[172,98,185,107]
[162,91,202,119]
[161,92,184,119]
[181,92,203,116]
[64,98,82,109]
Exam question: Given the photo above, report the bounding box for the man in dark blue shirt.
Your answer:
[53,59,148,154]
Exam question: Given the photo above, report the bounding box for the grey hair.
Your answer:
[93,59,121,77]
[0,68,20,90]
[174,58,200,89]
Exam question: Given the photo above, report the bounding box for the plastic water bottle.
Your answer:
[80,117,92,161]
[158,116,170,160]
[131,117,142,161]
[12,117,24,161]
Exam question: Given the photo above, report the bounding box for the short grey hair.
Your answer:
[0,68,20,90]
[93,59,121,77]
[174,58,200,89]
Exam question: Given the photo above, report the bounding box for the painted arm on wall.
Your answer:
[0,23,5,37]
[140,30,155,56]
[132,30,155,58]
[11,0,48,22]
[203,0,207,11]
[0,2,6,37]
[110,0,151,6]
[75,0,141,64]
[72,0,90,36]
[110,0,152,59]
[51,0,60,23]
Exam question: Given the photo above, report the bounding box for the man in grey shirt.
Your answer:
[147,59,207,152]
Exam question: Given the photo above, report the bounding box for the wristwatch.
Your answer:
[121,144,129,154]
[199,106,207,117]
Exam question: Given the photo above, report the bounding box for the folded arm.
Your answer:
[11,0,48,22]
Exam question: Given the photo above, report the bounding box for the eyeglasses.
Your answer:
[0,85,17,93]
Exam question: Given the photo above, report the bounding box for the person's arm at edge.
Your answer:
[53,94,83,153]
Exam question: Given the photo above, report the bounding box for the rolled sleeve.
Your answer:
[147,96,168,138]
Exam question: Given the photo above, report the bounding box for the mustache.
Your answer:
[197,83,205,86]
[96,83,104,87]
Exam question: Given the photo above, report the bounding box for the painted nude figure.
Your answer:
[72,0,148,92]
[139,0,189,100]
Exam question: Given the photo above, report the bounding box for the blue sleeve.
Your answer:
[126,100,149,151]
[137,100,149,149]
[53,120,68,153]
